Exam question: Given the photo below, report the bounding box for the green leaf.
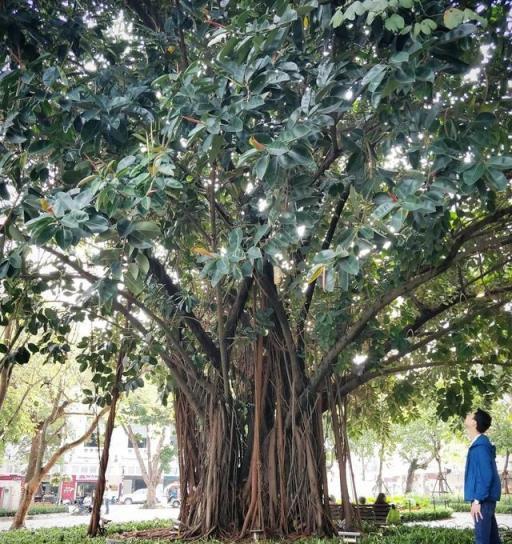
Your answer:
[255,154,270,179]
[247,246,262,261]
[132,221,160,238]
[486,156,512,170]
[331,9,344,28]
[462,163,486,186]
[117,155,136,172]
[125,266,144,296]
[362,64,387,92]
[157,163,175,176]
[339,255,359,275]
[372,201,397,219]
[390,52,410,64]
[28,140,53,154]
[443,8,464,30]
[42,66,60,87]
[61,209,88,229]
[85,215,110,234]
[237,148,260,167]
[485,169,508,191]
[55,228,74,249]
[385,14,405,33]
[136,253,150,275]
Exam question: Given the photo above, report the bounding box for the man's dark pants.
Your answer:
[474,501,501,544]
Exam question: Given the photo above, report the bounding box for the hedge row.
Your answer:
[362,526,507,544]
[448,501,512,514]
[0,520,169,544]
[0,504,68,518]
[400,508,453,522]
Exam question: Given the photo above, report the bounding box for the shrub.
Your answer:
[0,520,170,544]
[448,500,512,514]
[0,504,68,518]
[400,508,453,522]
[364,526,512,543]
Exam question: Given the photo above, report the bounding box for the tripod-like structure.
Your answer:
[432,470,452,495]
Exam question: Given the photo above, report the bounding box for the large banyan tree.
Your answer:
[1,0,512,537]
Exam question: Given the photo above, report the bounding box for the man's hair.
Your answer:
[474,408,492,433]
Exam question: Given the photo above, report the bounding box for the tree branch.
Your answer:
[148,256,222,370]
[305,205,512,402]
[41,406,109,478]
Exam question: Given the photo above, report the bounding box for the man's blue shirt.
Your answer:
[464,434,501,503]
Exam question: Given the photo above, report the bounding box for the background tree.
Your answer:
[490,398,512,494]
[119,385,175,508]
[5,359,107,529]
[1,0,512,537]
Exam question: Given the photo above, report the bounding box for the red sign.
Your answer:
[60,475,76,502]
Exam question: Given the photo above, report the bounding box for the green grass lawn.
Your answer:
[1,522,511,544]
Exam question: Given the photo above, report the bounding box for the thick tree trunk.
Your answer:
[88,344,124,536]
[146,484,158,509]
[175,335,333,538]
[11,479,38,529]
[405,460,418,494]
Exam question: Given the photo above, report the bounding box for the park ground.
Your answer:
[0,506,511,532]
[0,504,179,531]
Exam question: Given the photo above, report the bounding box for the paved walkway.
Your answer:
[0,504,179,531]
[409,512,512,530]
[2,508,511,533]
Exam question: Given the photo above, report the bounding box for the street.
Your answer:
[0,504,179,531]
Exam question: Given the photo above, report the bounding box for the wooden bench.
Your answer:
[355,503,390,526]
[329,504,362,542]
[331,503,388,524]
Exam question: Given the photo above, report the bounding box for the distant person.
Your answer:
[104,484,111,515]
[373,492,391,522]
[386,504,401,525]
[374,493,388,505]
[358,496,367,505]
[464,409,502,544]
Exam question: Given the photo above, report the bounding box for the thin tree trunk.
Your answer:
[123,425,162,508]
[330,387,354,529]
[503,451,510,494]
[376,441,385,494]
[88,343,125,536]
[10,406,107,529]
[0,365,13,412]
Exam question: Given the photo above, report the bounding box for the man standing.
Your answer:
[464,408,502,544]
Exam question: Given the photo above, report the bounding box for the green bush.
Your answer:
[447,500,512,514]
[0,504,68,518]
[362,526,512,543]
[400,508,453,522]
[0,520,170,544]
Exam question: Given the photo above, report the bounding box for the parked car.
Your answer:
[120,488,166,505]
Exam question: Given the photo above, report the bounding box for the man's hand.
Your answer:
[471,501,483,522]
